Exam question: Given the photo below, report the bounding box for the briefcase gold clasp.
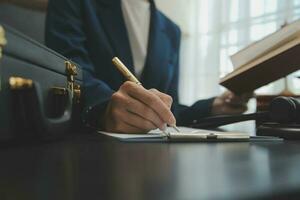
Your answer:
[9,77,33,90]
[65,61,81,103]
[73,84,81,104]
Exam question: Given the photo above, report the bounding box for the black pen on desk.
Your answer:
[112,57,180,134]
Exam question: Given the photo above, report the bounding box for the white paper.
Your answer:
[97,127,283,142]
[99,131,165,140]
[98,127,249,141]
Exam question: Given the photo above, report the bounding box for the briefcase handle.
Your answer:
[9,77,74,136]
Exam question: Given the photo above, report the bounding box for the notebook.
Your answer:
[98,127,282,142]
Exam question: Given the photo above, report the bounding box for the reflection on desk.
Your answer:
[0,133,300,200]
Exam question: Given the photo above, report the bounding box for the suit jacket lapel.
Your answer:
[141,1,170,90]
[95,0,134,73]
[95,0,171,89]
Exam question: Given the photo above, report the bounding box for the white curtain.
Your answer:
[156,0,300,105]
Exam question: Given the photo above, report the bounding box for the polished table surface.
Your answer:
[1,132,300,200]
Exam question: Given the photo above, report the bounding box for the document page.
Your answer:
[98,127,250,142]
[99,131,166,141]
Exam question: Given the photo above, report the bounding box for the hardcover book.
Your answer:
[220,19,300,94]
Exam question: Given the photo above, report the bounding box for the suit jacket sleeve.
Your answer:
[45,0,114,127]
[167,26,215,126]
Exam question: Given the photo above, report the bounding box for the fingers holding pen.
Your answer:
[149,88,173,109]
[125,97,166,130]
[124,82,176,126]
[103,81,175,133]
[105,112,151,134]
[105,91,158,133]
[110,57,177,133]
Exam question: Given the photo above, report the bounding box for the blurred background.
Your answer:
[156,0,300,105]
[1,0,300,106]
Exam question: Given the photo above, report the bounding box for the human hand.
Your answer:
[103,81,176,134]
[211,91,253,115]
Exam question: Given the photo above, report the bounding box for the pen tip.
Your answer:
[172,125,180,133]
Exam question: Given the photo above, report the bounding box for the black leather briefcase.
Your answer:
[0,23,83,140]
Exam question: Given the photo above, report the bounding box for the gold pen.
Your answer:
[112,57,141,85]
[112,57,180,134]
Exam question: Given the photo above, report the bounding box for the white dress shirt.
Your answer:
[121,0,151,79]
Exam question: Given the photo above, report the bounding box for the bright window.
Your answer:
[157,0,300,104]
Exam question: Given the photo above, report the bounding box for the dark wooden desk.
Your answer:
[1,133,300,200]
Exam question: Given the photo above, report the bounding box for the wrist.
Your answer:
[83,101,110,130]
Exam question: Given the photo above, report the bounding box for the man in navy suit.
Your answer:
[46,0,250,133]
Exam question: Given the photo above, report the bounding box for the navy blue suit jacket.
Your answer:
[45,0,214,127]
